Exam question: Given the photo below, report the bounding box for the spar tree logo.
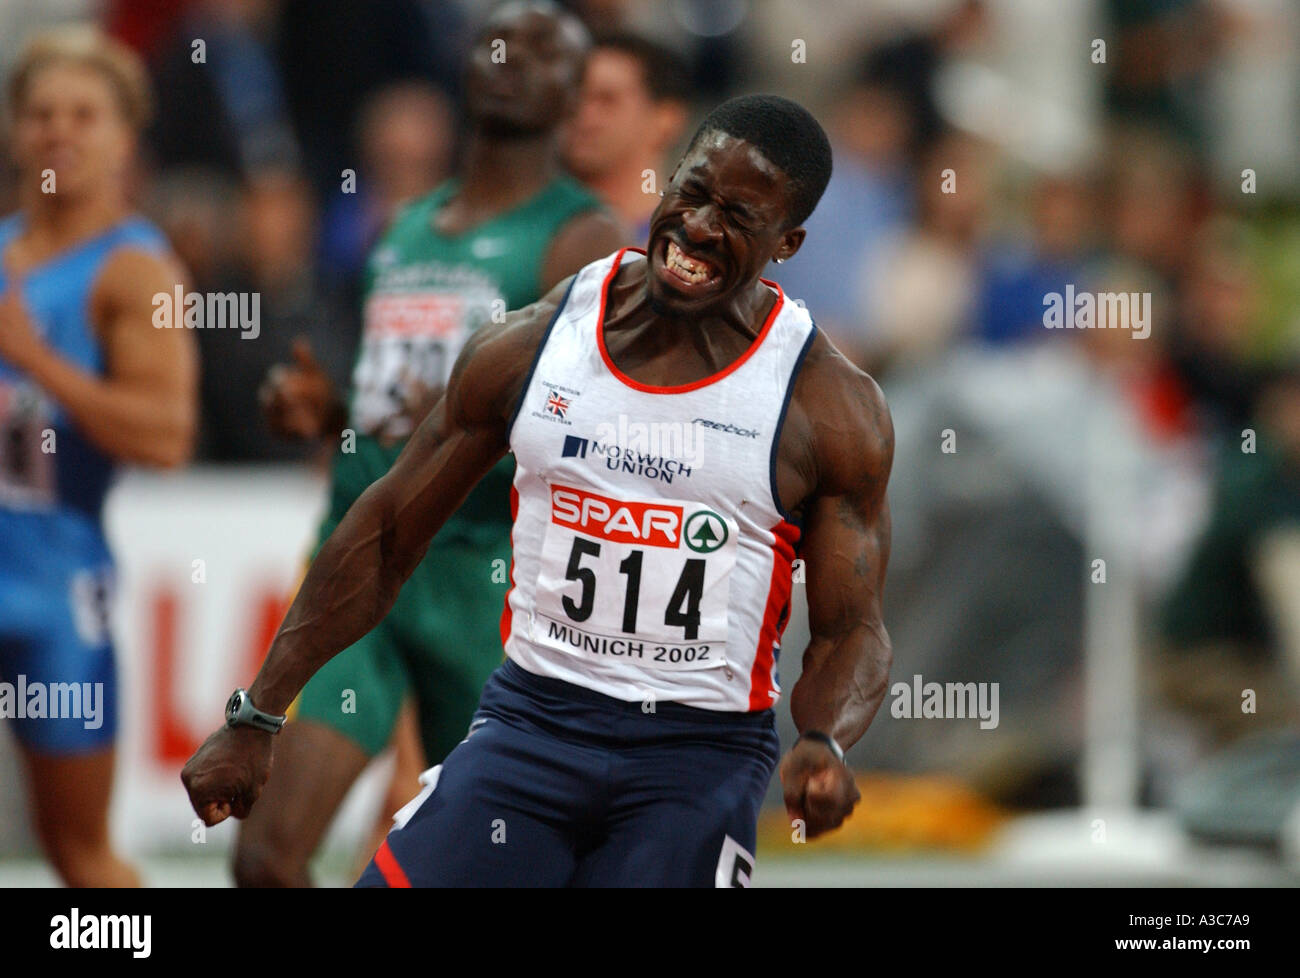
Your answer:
[684,510,728,553]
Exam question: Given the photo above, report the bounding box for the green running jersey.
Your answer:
[321,175,603,547]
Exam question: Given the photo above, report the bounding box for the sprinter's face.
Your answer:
[13,63,134,199]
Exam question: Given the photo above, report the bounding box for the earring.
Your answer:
[659,190,665,197]
[775,257,785,264]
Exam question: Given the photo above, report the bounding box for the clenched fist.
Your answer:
[181,725,275,826]
[779,735,860,839]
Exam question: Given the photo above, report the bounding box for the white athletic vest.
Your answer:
[502,248,816,712]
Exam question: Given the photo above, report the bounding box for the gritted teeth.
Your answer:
[666,239,718,284]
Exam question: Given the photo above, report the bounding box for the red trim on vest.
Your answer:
[596,247,786,395]
[748,519,801,710]
[499,484,520,649]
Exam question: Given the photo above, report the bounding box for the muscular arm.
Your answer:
[248,287,562,715]
[15,249,197,467]
[789,361,894,750]
[183,281,568,825]
[779,343,894,837]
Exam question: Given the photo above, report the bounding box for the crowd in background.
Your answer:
[1,0,1297,838]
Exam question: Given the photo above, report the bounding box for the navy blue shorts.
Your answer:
[357,659,780,887]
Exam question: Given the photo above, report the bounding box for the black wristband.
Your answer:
[798,729,845,763]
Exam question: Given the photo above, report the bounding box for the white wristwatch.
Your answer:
[224,688,286,734]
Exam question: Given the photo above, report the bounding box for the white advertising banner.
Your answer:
[104,466,326,853]
[0,466,389,864]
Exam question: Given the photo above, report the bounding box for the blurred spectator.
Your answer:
[563,31,690,243]
[104,0,196,60]
[195,169,356,463]
[1071,257,1199,447]
[1157,361,1300,744]
[856,0,991,162]
[318,82,455,300]
[854,130,990,372]
[566,0,748,100]
[1103,126,1206,288]
[1204,0,1300,195]
[1167,217,1267,438]
[148,0,301,180]
[561,0,633,34]
[147,0,451,199]
[147,167,240,296]
[654,0,747,97]
[0,0,93,76]
[766,68,914,358]
[1103,0,1218,150]
[274,0,454,198]
[974,172,1099,346]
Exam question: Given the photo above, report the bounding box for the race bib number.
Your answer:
[69,566,114,647]
[0,381,55,507]
[532,483,738,670]
[350,292,467,437]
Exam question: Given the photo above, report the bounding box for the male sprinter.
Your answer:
[185,94,894,887]
[237,1,624,886]
[564,32,690,243]
[0,28,196,886]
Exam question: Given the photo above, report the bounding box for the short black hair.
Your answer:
[592,31,691,104]
[685,94,832,228]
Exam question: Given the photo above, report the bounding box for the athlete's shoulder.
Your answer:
[792,330,893,495]
[86,217,177,291]
[93,225,185,311]
[111,214,170,252]
[798,329,880,396]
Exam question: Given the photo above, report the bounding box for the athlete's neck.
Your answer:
[16,187,128,253]
[454,129,562,213]
[615,259,776,351]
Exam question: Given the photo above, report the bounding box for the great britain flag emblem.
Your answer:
[545,390,570,418]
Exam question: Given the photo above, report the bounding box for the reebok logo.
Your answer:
[693,418,760,438]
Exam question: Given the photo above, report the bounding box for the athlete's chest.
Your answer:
[532,390,763,498]
[515,249,817,515]
[518,341,804,555]
[527,332,817,513]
